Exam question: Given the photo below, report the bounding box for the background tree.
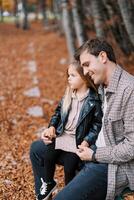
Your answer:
[118,0,134,46]
[61,0,76,60]
[90,0,106,38]
[103,0,134,55]
[22,0,29,30]
[71,0,87,46]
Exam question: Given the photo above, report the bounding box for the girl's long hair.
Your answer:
[62,60,97,114]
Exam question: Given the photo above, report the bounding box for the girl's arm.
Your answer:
[48,98,63,129]
[84,100,103,145]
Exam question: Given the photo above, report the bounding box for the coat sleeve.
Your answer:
[84,100,103,145]
[48,99,63,129]
[95,89,134,164]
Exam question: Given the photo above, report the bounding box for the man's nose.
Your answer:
[83,68,89,76]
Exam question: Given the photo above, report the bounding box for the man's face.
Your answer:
[80,50,106,85]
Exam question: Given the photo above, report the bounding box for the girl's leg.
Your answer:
[59,151,80,185]
[29,140,60,199]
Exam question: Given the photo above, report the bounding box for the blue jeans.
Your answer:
[54,162,108,200]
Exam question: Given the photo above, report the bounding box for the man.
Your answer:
[54,39,134,200]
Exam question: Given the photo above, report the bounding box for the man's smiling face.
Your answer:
[80,50,106,85]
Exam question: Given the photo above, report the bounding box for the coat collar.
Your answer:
[72,89,89,101]
[72,88,100,101]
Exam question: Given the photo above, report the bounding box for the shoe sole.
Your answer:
[42,184,57,200]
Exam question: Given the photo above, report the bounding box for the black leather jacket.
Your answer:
[48,89,103,147]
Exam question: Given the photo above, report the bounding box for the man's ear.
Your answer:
[98,51,108,64]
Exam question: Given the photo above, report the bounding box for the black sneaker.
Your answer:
[37,179,57,200]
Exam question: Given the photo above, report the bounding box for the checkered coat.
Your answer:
[95,65,134,200]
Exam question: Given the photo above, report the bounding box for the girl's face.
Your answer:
[68,65,86,90]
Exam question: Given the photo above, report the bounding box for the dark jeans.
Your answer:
[54,162,108,200]
[30,140,80,196]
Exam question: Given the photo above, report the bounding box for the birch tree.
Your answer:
[22,0,29,30]
[118,0,134,46]
[103,0,133,54]
[61,0,76,60]
[40,0,49,28]
[71,0,86,46]
[91,0,106,38]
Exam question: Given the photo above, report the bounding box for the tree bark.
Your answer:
[53,0,64,35]
[71,0,87,46]
[22,0,29,30]
[0,3,4,22]
[14,0,20,28]
[103,0,134,54]
[91,0,106,38]
[118,0,134,46]
[40,0,49,28]
[61,0,76,60]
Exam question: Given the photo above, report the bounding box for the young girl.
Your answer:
[30,60,102,200]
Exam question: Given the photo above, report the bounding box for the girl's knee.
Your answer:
[30,140,45,159]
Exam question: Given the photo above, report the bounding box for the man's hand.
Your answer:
[41,126,56,144]
[76,145,94,161]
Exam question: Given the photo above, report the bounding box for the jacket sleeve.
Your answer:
[48,99,62,129]
[84,100,103,145]
[95,89,134,164]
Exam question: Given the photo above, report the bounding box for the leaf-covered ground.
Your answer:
[0,22,134,200]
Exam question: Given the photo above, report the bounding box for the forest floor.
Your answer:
[0,22,134,200]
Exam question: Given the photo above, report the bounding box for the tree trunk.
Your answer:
[14,0,20,28]
[118,0,134,46]
[22,0,29,30]
[40,0,49,28]
[0,5,4,22]
[61,0,76,60]
[53,0,64,35]
[91,0,106,38]
[71,0,87,46]
[103,0,134,54]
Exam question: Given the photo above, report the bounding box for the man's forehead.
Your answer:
[80,50,91,64]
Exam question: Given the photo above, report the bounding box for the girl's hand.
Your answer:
[80,140,89,147]
[46,126,56,139]
[41,126,56,144]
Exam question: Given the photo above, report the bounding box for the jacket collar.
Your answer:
[87,88,100,100]
[72,89,89,101]
[72,88,100,101]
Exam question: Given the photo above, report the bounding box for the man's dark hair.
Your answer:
[74,38,116,63]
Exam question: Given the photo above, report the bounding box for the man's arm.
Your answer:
[77,89,134,164]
